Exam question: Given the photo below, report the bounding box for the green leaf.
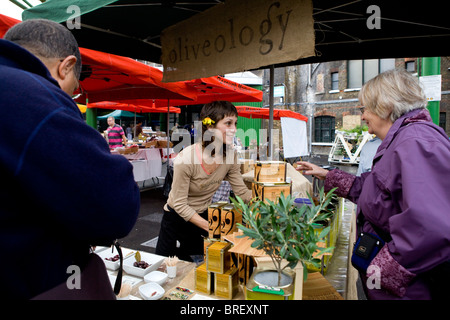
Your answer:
[251,239,264,248]
[286,224,292,238]
[318,226,331,239]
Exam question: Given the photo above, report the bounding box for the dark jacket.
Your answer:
[0,39,140,299]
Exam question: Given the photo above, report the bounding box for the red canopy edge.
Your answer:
[236,106,308,122]
[87,101,180,113]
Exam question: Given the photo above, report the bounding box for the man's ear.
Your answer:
[57,55,77,80]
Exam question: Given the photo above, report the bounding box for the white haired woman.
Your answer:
[297,69,450,300]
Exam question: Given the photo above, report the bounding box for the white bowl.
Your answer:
[96,247,135,271]
[93,246,108,254]
[144,270,168,285]
[139,282,165,300]
[122,251,165,277]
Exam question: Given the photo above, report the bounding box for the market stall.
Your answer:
[114,148,163,182]
[96,246,343,300]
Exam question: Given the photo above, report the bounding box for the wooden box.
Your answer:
[239,159,255,174]
[206,241,232,274]
[237,254,255,285]
[214,267,239,299]
[252,182,292,203]
[203,238,214,260]
[220,204,242,241]
[208,202,228,240]
[195,263,214,294]
[254,161,286,183]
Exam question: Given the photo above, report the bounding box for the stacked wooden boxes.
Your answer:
[207,202,228,240]
[207,202,243,241]
[252,161,291,202]
[195,241,239,299]
[196,203,242,299]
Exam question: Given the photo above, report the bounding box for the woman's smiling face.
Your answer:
[361,108,393,140]
[212,115,237,145]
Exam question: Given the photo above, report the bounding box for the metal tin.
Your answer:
[195,263,214,294]
[206,241,232,274]
[245,268,296,300]
[214,267,239,299]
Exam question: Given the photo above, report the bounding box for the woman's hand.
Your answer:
[295,161,329,180]
[189,212,209,232]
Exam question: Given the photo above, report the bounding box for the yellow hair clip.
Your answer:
[202,117,215,126]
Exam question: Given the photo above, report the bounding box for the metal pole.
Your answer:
[167,99,170,164]
[268,65,274,160]
[421,57,441,125]
[85,97,97,129]
[133,111,136,138]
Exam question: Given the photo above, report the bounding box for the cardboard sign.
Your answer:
[161,0,315,82]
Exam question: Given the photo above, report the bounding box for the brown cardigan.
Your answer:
[165,143,252,221]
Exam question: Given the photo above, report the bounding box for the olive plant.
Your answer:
[231,187,337,285]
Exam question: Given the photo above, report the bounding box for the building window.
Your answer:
[331,72,339,90]
[315,116,335,143]
[348,60,363,88]
[347,58,396,89]
[364,59,379,83]
[380,59,396,73]
[405,60,415,72]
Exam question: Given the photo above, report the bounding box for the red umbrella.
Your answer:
[75,47,195,103]
[87,101,180,114]
[145,76,263,107]
[0,14,17,37]
[236,105,308,122]
[0,14,195,104]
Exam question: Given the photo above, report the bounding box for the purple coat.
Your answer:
[325,109,450,300]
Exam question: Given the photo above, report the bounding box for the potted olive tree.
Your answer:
[231,187,337,298]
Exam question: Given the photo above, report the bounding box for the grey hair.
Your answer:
[4,19,81,80]
[359,69,427,122]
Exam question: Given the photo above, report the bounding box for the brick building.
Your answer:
[262,57,449,155]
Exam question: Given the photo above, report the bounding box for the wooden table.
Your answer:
[109,248,343,300]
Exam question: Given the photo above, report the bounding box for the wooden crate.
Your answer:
[239,159,255,174]
[195,263,214,294]
[206,241,232,274]
[252,182,291,203]
[237,254,255,285]
[220,204,242,241]
[208,202,228,240]
[214,267,239,299]
[254,161,286,183]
